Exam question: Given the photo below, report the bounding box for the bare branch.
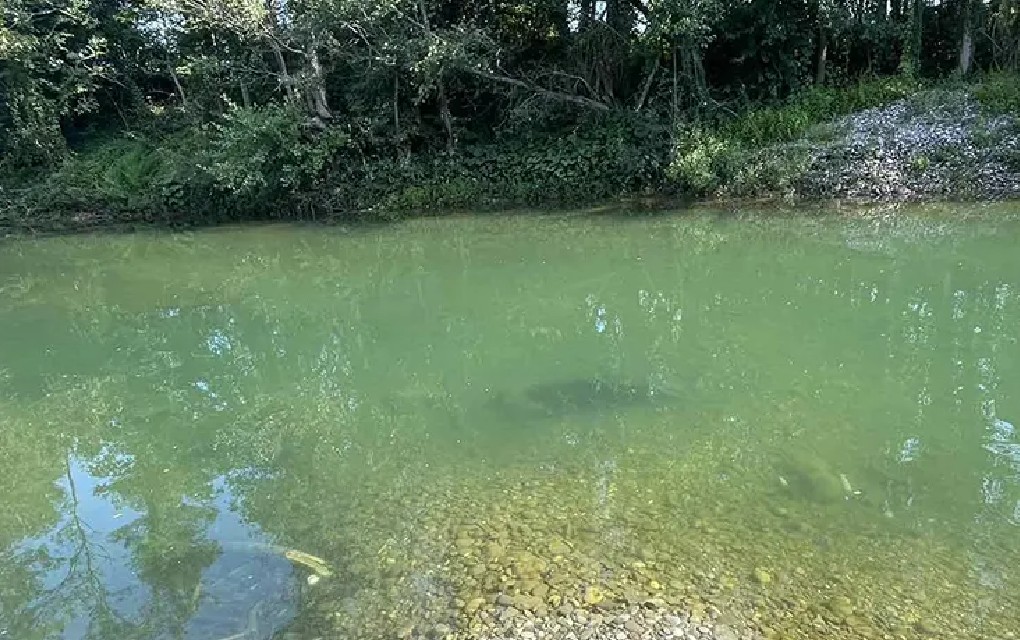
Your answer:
[627,0,651,20]
[465,68,611,111]
[634,59,659,112]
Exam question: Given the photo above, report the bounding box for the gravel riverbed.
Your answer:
[471,605,752,640]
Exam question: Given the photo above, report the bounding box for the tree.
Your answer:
[991,0,1020,70]
[900,0,924,74]
[0,0,1012,188]
[0,0,106,167]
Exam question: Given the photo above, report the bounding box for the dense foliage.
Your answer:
[2,0,1020,224]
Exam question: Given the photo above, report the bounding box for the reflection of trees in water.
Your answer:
[49,454,133,639]
[2,449,223,640]
[110,494,220,639]
[0,372,227,639]
[0,406,70,640]
[0,307,352,640]
[0,551,57,640]
[3,453,139,640]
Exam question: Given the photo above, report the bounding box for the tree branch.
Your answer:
[627,0,651,20]
[465,69,611,111]
[633,59,659,112]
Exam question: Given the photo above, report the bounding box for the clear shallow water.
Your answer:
[1,205,1019,640]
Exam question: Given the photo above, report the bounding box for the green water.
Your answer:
[2,205,1020,640]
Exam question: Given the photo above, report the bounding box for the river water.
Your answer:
[1,205,1019,640]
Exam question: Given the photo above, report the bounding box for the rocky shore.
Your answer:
[733,90,1020,203]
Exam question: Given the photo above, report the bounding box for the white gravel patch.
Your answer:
[795,91,1020,201]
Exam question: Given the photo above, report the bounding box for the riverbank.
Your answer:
[2,75,1019,237]
[729,90,1020,202]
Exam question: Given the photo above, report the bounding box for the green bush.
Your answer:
[661,75,920,198]
[667,126,735,195]
[972,72,1020,114]
[204,105,353,208]
[306,124,671,217]
[721,76,920,147]
[909,154,931,174]
[718,145,813,198]
[4,73,994,234]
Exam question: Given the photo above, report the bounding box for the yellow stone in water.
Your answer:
[583,586,605,606]
[826,595,854,618]
[485,542,505,560]
[513,594,543,611]
[549,538,571,556]
[464,597,486,615]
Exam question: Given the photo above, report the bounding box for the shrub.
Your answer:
[663,75,921,199]
[721,76,920,147]
[203,105,353,209]
[667,126,735,195]
[972,72,1020,115]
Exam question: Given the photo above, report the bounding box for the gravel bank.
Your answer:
[740,90,1020,202]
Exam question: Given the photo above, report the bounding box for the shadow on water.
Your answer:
[483,376,682,425]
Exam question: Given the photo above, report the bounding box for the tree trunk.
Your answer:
[393,72,400,134]
[240,79,252,109]
[1006,0,1020,70]
[306,39,332,120]
[438,80,454,151]
[991,0,1016,70]
[553,0,569,38]
[270,41,298,103]
[606,0,634,34]
[960,31,975,75]
[810,0,828,85]
[671,41,678,140]
[913,0,924,70]
[465,69,611,111]
[959,0,975,75]
[634,59,659,112]
[679,41,707,109]
[167,56,187,107]
[265,0,298,103]
[900,0,923,74]
[580,0,594,32]
[419,0,455,150]
[815,26,828,84]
